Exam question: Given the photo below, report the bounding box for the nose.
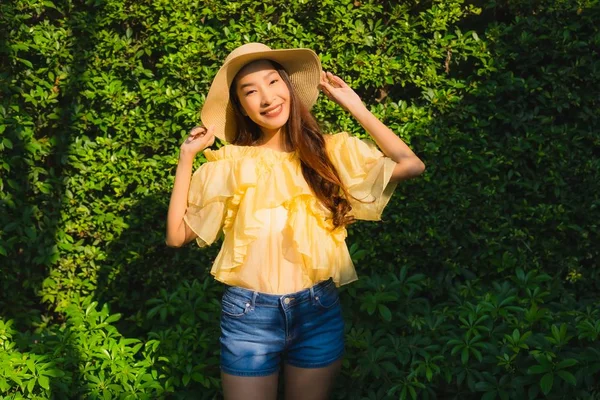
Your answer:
[260,87,275,106]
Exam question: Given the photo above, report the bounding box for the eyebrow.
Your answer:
[238,70,279,90]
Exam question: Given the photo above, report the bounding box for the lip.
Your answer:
[261,104,283,118]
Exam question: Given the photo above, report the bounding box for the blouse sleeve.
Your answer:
[325,132,398,221]
[183,156,230,248]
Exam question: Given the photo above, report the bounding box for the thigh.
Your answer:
[283,358,342,400]
[222,370,279,400]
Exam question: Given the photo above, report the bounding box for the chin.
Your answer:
[262,111,290,131]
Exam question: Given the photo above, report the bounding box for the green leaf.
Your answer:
[27,378,35,393]
[482,391,496,400]
[408,385,417,400]
[40,369,65,378]
[540,373,554,395]
[17,58,33,68]
[556,359,577,369]
[26,358,36,374]
[378,304,392,321]
[528,364,548,374]
[475,382,495,391]
[461,348,469,364]
[556,370,576,386]
[38,375,50,390]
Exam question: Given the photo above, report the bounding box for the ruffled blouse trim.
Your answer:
[204,145,298,162]
[324,132,398,221]
[210,151,340,276]
[185,133,397,289]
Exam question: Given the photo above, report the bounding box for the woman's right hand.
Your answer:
[180,124,215,158]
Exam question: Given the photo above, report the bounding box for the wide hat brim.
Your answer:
[201,43,322,143]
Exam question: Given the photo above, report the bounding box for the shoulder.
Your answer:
[323,131,351,152]
[323,131,350,145]
[324,131,377,153]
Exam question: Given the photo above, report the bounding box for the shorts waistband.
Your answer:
[223,278,335,308]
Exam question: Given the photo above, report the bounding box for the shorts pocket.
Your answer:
[314,286,340,309]
[221,294,251,318]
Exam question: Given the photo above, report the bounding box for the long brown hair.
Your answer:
[229,60,354,228]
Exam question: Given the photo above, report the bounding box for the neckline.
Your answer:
[254,146,295,155]
[237,145,297,158]
[205,144,299,162]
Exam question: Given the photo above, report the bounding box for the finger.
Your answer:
[190,125,207,136]
[320,71,329,87]
[185,127,205,144]
[205,124,216,136]
[320,73,336,92]
[325,71,337,87]
[329,73,350,88]
[325,71,346,89]
[207,135,215,147]
[321,70,335,84]
[320,86,334,100]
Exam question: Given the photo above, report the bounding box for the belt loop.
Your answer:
[251,291,258,308]
[310,286,315,305]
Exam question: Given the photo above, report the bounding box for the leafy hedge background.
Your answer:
[1,0,599,398]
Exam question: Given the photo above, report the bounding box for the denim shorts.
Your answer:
[219,277,345,377]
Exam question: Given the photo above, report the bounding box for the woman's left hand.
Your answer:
[319,71,366,113]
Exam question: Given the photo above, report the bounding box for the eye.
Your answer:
[270,79,278,85]
[244,89,256,96]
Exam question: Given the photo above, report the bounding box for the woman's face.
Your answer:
[234,60,291,136]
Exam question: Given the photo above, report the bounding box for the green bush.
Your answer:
[1,0,599,398]
[1,299,163,399]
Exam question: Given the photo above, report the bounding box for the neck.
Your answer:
[258,127,287,151]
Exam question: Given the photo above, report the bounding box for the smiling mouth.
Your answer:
[261,104,283,116]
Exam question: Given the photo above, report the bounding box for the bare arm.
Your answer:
[350,105,426,183]
[319,71,425,183]
[165,125,215,248]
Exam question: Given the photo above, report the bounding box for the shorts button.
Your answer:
[284,298,291,305]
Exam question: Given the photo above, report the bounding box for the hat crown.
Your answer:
[224,43,272,65]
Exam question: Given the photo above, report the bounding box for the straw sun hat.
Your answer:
[201,43,322,143]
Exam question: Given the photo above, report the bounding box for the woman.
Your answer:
[165,43,425,400]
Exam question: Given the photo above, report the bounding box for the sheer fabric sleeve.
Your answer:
[325,132,398,221]
[183,157,229,248]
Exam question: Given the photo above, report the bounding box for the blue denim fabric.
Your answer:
[219,278,345,377]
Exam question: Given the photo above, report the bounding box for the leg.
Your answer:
[222,371,279,400]
[283,279,345,400]
[283,358,342,400]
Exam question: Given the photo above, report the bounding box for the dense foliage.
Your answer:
[1,0,599,398]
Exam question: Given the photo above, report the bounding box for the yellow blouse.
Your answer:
[183,132,398,294]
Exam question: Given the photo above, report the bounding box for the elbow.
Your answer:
[164,236,184,248]
[415,159,426,176]
[390,157,426,182]
[404,157,426,179]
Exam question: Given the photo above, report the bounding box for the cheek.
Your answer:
[241,97,260,114]
[238,100,253,116]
